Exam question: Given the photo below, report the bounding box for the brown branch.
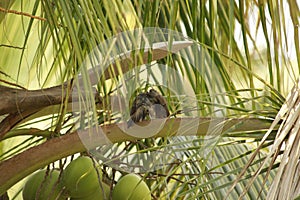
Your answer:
[0,84,80,139]
[0,41,192,116]
[0,7,46,21]
[0,117,272,195]
[0,85,69,115]
[0,79,27,89]
[0,109,40,139]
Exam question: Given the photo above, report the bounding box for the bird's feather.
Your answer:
[127,89,170,128]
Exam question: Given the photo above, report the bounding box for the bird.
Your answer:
[129,92,153,124]
[127,89,170,128]
[147,89,170,118]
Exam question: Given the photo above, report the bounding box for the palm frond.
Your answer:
[0,0,299,199]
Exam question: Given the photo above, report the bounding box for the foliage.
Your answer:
[0,0,299,199]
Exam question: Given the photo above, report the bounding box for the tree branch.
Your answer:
[0,117,272,195]
[0,85,68,115]
[0,41,193,116]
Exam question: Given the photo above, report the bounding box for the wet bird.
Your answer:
[127,89,170,128]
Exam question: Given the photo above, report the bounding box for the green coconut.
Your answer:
[61,156,102,198]
[112,174,151,200]
[22,169,66,200]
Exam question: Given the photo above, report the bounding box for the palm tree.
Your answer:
[0,0,299,199]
